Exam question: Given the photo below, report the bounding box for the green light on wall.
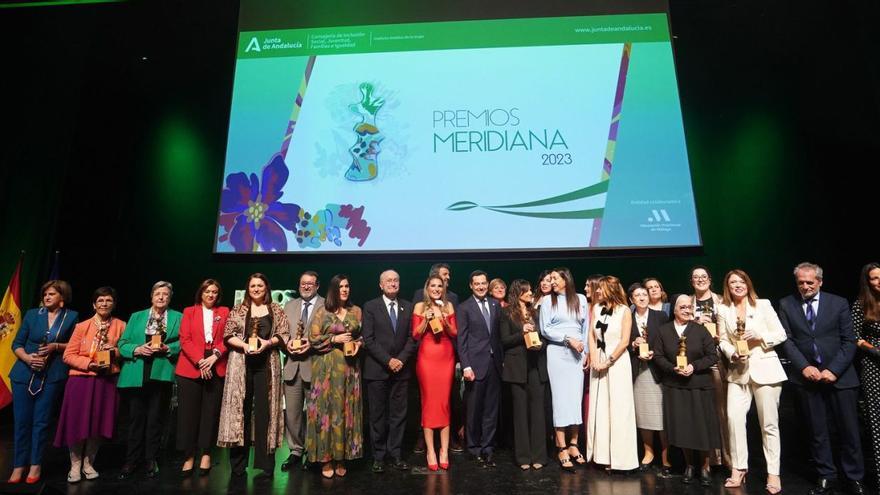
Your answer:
[153,115,210,226]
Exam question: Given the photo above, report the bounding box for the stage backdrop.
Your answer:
[215,5,701,254]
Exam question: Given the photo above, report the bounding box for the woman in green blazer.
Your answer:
[116,281,181,479]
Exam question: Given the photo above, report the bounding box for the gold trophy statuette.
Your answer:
[704,320,717,338]
[735,317,750,356]
[342,321,357,356]
[638,323,650,358]
[523,315,541,350]
[96,349,111,366]
[248,320,259,352]
[291,320,307,351]
[150,332,163,349]
[343,341,357,356]
[676,335,688,368]
[428,302,445,335]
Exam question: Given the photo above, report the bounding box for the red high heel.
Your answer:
[439,449,449,470]
[427,451,439,471]
[7,477,22,484]
[25,476,41,484]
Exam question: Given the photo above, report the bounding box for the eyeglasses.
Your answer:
[677,305,694,309]
[691,275,709,281]
[300,282,316,287]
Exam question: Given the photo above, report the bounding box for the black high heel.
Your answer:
[568,443,586,466]
[557,448,575,472]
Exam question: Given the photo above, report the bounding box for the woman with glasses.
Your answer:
[54,287,125,483]
[689,266,731,470]
[653,295,720,487]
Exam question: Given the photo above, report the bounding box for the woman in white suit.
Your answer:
[716,269,787,494]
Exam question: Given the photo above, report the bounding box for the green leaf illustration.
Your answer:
[446,201,479,211]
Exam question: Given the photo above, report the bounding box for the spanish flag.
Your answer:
[0,258,23,409]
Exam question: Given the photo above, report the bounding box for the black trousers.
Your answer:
[124,381,170,464]
[366,378,409,461]
[509,366,548,465]
[230,364,274,473]
[797,383,865,481]
[176,374,224,455]
[464,364,500,456]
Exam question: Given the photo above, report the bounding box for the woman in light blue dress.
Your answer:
[540,268,589,471]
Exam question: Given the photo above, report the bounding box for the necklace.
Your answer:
[28,308,69,396]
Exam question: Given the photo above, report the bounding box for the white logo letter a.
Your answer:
[245,37,261,53]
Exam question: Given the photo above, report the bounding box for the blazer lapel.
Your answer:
[814,293,831,334]
[192,307,206,347]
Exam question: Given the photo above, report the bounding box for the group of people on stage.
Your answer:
[5,261,880,495]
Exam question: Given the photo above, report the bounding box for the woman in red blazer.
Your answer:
[175,279,229,476]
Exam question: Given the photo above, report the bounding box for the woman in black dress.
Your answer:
[854,262,880,494]
[653,295,720,486]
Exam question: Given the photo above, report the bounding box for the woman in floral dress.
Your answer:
[305,274,363,479]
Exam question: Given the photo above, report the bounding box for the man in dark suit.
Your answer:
[280,271,323,471]
[412,262,459,306]
[363,269,417,473]
[457,270,503,466]
[778,262,865,495]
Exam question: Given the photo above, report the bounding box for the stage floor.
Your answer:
[0,382,871,495]
[0,436,834,495]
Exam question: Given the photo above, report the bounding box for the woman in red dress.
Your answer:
[412,275,458,471]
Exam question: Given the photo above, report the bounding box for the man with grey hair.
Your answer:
[779,262,865,495]
[362,269,416,472]
[280,271,322,471]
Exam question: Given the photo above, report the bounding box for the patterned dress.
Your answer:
[304,305,364,462]
[853,299,880,493]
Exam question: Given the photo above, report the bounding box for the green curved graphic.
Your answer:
[447,179,609,219]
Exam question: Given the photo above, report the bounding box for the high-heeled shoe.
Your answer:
[568,443,586,466]
[725,469,747,488]
[439,449,449,470]
[25,475,40,484]
[766,483,782,494]
[7,475,22,484]
[557,447,575,472]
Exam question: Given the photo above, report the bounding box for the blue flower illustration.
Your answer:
[218,153,300,252]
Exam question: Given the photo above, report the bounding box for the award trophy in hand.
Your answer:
[248,320,260,353]
[735,317,750,357]
[676,335,688,369]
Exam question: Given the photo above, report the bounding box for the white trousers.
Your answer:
[727,381,782,475]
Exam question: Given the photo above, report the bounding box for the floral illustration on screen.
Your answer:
[217,153,371,252]
[344,82,385,182]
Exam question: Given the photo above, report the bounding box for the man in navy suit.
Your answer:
[457,270,503,467]
[778,262,865,495]
[362,269,417,473]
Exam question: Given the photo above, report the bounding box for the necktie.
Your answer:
[480,299,491,332]
[389,301,397,334]
[805,297,822,365]
[301,300,310,326]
